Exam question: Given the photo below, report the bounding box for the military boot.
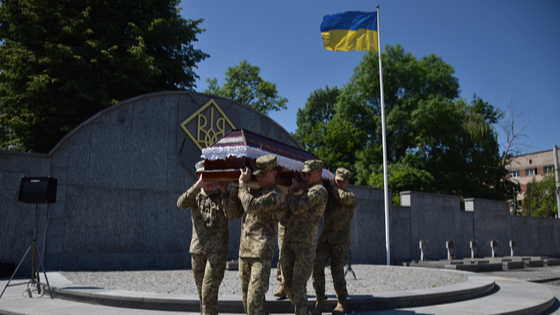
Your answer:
[312,297,326,315]
[332,299,347,315]
[274,282,286,299]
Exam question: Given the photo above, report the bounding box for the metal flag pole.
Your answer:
[553,145,560,219]
[376,5,391,266]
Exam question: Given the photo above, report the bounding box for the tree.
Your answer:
[293,86,339,147]
[336,44,460,164]
[367,162,435,204]
[301,118,366,177]
[204,60,287,115]
[500,100,530,165]
[0,0,209,152]
[522,174,558,217]
[294,44,518,202]
[410,96,515,200]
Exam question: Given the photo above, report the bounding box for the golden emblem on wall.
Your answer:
[180,99,236,151]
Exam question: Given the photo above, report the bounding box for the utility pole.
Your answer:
[554,145,560,219]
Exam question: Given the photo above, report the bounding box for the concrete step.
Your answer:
[1,271,556,315]
[50,271,494,313]
[366,277,555,315]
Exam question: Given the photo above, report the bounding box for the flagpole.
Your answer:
[376,5,391,266]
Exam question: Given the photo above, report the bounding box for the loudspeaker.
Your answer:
[18,177,57,204]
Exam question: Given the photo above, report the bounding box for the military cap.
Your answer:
[335,167,350,181]
[302,159,323,173]
[253,155,277,176]
[195,160,205,174]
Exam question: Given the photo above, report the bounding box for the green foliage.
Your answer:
[293,86,339,146]
[302,118,366,177]
[337,44,460,163]
[0,0,209,152]
[204,60,287,115]
[522,174,558,217]
[294,44,518,202]
[367,162,435,204]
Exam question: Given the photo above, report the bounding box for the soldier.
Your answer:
[227,155,286,315]
[312,168,357,315]
[282,160,328,315]
[176,160,231,315]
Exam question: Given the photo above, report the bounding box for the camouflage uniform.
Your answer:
[226,155,286,315]
[276,217,288,282]
[177,177,230,315]
[312,168,357,308]
[282,160,328,315]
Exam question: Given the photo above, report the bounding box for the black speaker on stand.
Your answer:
[0,177,57,299]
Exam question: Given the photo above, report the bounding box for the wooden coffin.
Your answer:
[200,129,334,194]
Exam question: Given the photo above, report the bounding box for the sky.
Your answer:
[180,0,560,155]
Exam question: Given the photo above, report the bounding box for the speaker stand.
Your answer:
[0,204,52,299]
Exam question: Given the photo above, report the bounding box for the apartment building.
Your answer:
[506,147,559,212]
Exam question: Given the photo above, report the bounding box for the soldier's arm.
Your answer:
[239,184,283,215]
[333,188,357,207]
[223,187,244,220]
[177,184,200,210]
[290,187,327,216]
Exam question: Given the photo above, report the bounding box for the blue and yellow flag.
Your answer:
[320,11,378,52]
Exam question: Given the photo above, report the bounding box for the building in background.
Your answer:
[506,147,560,213]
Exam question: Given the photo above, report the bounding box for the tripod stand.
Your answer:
[344,250,356,280]
[0,204,52,299]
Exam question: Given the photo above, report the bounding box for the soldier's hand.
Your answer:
[239,167,252,184]
[195,173,204,189]
[289,178,299,192]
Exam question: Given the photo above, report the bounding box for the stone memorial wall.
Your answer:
[1,91,559,274]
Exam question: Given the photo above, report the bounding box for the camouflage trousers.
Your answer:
[281,241,315,314]
[239,257,272,315]
[312,241,350,301]
[191,251,227,315]
[276,223,286,281]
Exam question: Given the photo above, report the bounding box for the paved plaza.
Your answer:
[2,264,560,314]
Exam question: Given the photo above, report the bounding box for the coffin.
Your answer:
[200,129,334,193]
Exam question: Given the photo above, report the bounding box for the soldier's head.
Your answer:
[335,167,350,190]
[253,155,277,189]
[195,160,216,192]
[302,159,323,186]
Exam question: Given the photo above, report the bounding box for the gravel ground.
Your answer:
[60,264,467,296]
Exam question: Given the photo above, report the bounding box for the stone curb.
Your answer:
[51,269,494,313]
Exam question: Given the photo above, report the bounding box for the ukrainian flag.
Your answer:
[320,11,378,52]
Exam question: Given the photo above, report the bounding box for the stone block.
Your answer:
[95,103,133,128]
[545,259,560,266]
[525,260,544,267]
[49,203,65,218]
[154,253,190,270]
[46,217,65,236]
[51,147,68,168]
[45,234,63,253]
[132,95,171,133]
[476,263,503,271]
[49,167,67,186]
[503,261,525,270]
[445,264,478,272]
[54,184,66,202]
[9,154,31,173]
